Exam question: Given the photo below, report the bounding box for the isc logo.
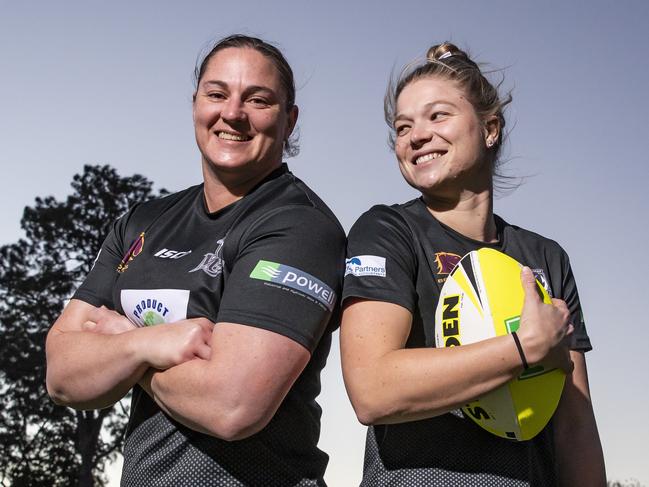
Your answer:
[154,248,192,259]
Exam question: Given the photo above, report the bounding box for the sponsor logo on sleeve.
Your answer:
[250,260,336,312]
[345,255,386,277]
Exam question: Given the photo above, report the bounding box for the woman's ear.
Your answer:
[484,115,500,148]
[286,105,299,140]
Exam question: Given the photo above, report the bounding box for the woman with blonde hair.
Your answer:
[341,42,605,486]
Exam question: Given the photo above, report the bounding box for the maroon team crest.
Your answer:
[117,232,145,273]
[434,252,462,275]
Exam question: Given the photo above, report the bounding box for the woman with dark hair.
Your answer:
[340,42,605,486]
[46,35,344,486]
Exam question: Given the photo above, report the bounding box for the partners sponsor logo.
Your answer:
[117,232,145,273]
[155,248,192,260]
[531,268,553,297]
[189,238,225,278]
[434,252,462,275]
[250,260,336,312]
[121,289,190,327]
[344,255,386,278]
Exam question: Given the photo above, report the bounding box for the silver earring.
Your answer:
[487,139,494,148]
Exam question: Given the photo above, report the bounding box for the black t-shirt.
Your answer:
[342,199,591,487]
[73,165,345,486]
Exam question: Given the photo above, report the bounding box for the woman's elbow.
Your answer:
[347,388,395,426]
[45,369,110,410]
[210,422,265,442]
[46,378,87,409]
[45,365,71,406]
[354,401,399,426]
[205,405,272,441]
[354,408,380,426]
[45,334,70,405]
[46,382,69,407]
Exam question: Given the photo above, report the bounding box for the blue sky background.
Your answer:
[2,1,648,485]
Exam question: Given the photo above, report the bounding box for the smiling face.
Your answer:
[393,76,498,199]
[193,47,297,185]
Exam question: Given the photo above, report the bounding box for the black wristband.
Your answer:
[511,332,529,370]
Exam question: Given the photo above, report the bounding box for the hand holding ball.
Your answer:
[517,266,574,375]
[434,248,568,441]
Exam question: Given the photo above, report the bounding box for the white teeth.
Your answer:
[218,132,249,141]
[415,152,443,164]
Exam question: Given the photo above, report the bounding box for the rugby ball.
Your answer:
[434,248,565,441]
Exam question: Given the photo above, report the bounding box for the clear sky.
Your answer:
[2,1,648,485]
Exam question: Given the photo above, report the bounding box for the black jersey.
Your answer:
[73,164,345,486]
[342,199,591,487]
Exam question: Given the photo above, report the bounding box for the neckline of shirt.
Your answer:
[414,197,507,250]
[194,164,290,222]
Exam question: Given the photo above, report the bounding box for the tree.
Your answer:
[0,165,167,487]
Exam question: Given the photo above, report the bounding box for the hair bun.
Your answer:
[426,42,469,63]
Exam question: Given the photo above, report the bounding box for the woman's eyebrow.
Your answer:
[201,80,275,94]
[394,101,459,121]
[201,80,228,89]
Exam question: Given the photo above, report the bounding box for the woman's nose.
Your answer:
[409,123,433,148]
[221,98,247,123]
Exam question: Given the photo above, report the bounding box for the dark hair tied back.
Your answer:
[194,34,299,157]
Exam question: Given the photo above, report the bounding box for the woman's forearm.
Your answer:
[345,334,525,424]
[144,322,311,441]
[342,269,573,425]
[45,300,213,411]
[46,327,149,410]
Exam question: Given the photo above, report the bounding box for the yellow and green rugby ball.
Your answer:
[434,248,565,441]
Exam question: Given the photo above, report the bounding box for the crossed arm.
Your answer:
[45,299,310,440]
[139,322,310,440]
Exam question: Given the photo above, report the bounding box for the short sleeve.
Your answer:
[217,205,345,352]
[342,206,418,313]
[71,212,131,309]
[558,250,592,352]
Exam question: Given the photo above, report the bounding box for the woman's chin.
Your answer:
[405,174,442,195]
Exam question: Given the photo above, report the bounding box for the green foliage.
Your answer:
[0,165,166,486]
